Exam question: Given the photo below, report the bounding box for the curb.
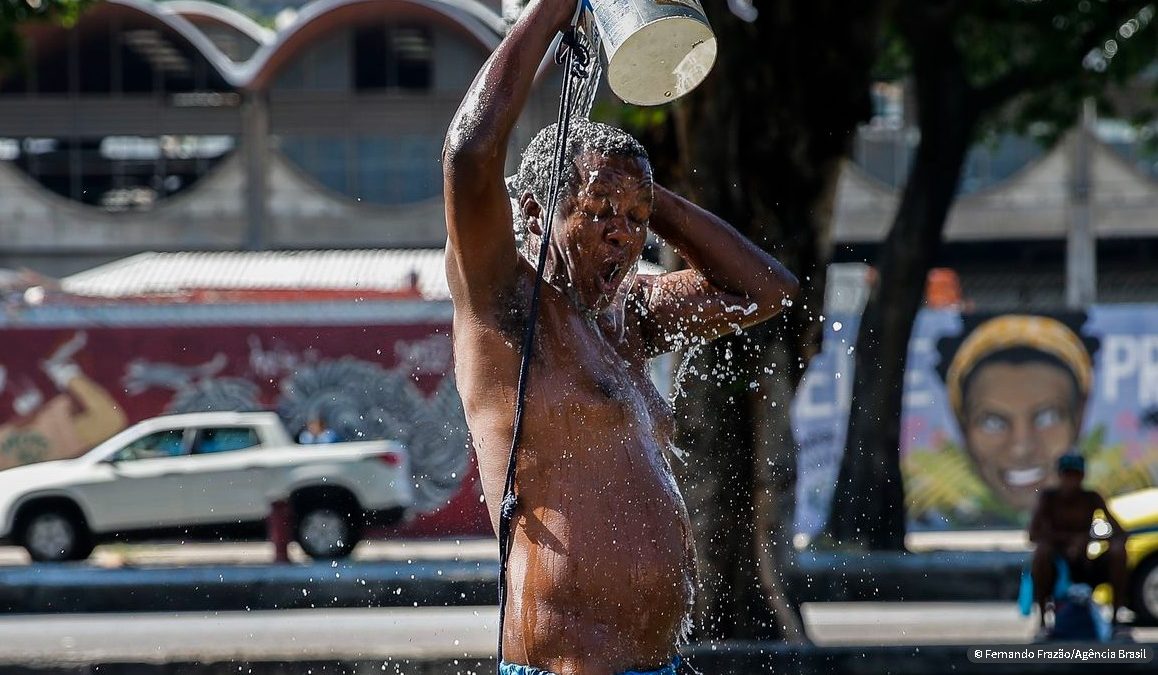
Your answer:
[793,550,1028,602]
[0,550,1030,613]
[0,559,496,613]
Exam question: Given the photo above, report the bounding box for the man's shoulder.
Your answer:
[450,258,532,328]
[443,227,524,310]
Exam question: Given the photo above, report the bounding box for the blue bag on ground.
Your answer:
[1018,557,1071,616]
[1052,583,1112,642]
[1022,557,1110,641]
[1018,564,1035,617]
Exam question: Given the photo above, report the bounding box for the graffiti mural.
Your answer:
[0,331,127,470]
[793,307,1158,535]
[0,321,488,536]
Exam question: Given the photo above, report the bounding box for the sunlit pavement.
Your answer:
[0,538,499,568]
[0,530,1024,568]
[0,603,1154,663]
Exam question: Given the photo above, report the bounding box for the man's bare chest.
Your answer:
[459,315,669,435]
[1049,494,1098,531]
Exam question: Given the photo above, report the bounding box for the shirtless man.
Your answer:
[442,2,798,673]
[1028,454,1129,633]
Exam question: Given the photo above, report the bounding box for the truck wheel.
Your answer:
[295,505,360,560]
[1131,557,1158,626]
[20,508,93,562]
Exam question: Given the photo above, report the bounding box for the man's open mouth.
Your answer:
[599,261,625,295]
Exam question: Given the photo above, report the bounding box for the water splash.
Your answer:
[569,13,603,120]
[727,0,758,22]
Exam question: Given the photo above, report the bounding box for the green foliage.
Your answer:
[873,22,910,82]
[881,0,1158,144]
[0,0,95,75]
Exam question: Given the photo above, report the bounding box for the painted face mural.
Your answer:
[792,307,1158,536]
[942,316,1093,512]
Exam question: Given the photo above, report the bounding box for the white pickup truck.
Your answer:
[0,411,412,562]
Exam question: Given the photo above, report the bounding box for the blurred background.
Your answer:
[1,1,1158,673]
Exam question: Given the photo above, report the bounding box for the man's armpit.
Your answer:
[495,279,530,345]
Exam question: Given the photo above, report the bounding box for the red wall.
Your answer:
[0,321,492,538]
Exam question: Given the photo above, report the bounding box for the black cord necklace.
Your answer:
[494,24,594,672]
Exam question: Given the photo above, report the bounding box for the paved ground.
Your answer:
[0,531,1029,568]
[0,602,1153,664]
[0,538,499,568]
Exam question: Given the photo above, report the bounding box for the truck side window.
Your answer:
[194,427,259,454]
[113,429,187,461]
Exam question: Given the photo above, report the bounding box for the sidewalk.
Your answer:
[906,530,1030,552]
[0,531,1035,613]
[0,538,499,568]
[0,603,1153,672]
[0,529,1029,569]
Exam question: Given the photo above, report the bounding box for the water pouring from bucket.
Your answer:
[581,0,717,106]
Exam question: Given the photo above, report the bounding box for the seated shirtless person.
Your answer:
[442,1,798,673]
[1028,454,1128,632]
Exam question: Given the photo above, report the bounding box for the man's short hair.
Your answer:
[511,119,648,235]
[1058,454,1086,474]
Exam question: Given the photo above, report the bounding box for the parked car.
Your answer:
[0,412,411,562]
[1090,487,1158,624]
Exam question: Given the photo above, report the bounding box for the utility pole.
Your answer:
[241,91,270,252]
[1066,98,1097,308]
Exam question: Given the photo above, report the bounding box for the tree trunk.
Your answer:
[824,17,981,550]
[664,1,885,641]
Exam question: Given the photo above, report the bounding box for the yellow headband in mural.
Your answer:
[946,315,1093,420]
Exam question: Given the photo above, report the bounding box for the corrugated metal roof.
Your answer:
[62,249,453,299]
[0,299,451,328]
[61,249,667,301]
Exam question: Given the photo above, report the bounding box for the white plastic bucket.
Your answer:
[587,0,717,106]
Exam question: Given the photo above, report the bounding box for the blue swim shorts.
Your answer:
[499,656,680,675]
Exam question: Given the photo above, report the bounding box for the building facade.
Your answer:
[0,0,552,276]
[6,0,1158,301]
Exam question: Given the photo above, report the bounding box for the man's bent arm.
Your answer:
[442,0,574,306]
[634,185,799,355]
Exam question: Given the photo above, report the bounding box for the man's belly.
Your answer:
[505,445,695,666]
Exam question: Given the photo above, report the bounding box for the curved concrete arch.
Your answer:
[264,148,450,247]
[239,0,504,91]
[15,0,242,89]
[161,0,277,51]
[0,152,248,252]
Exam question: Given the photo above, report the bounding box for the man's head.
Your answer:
[1057,453,1086,493]
[513,120,652,312]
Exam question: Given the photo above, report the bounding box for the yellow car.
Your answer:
[1090,487,1158,624]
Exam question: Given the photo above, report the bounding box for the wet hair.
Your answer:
[511,119,649,236]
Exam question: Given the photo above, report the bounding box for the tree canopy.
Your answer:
[826,0,1158,550]
[1,0,94,74]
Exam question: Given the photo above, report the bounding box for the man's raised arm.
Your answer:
[632,185,800,357]
[442,0,573,308]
